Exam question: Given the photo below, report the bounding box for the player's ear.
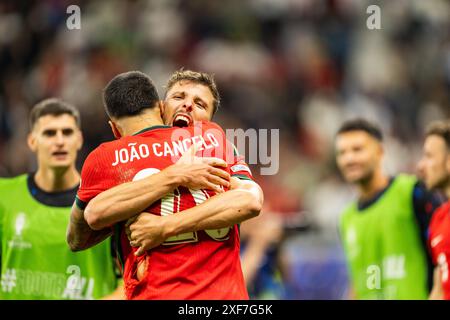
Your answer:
[108,120,122,139]
[377,142,384,157]
[159,100,165,118]
[76,129,83,151]
[446,153,450,173]
[27,132,37,152]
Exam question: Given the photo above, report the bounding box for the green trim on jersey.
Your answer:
[232,174,253,181]
[132,125,171,136]
[339,175,428,300]
[75,196,87,210]
[0,175,117,300]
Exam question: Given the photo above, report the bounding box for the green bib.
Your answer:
[0,175,117,299]
[340,175,428,300]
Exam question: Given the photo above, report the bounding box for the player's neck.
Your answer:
[34,166,80,193]
[357,169,390,202]
[117,110,164,137]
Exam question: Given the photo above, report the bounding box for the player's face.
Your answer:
[335,131,382,184]
[28,114,82,170]
[162,80,215,127]
[418,135,449,190]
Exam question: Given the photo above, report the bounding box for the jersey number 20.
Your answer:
[133,168,231,245]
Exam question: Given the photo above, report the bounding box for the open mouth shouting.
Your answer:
[172,113,193,128]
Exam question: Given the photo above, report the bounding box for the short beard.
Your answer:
[353,170,374,187]
[431,174,450,191]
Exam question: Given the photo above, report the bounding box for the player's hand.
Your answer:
[178,139,229,168]
[168,141,231,193]
[125,213,168,256]
[429,267,444,300]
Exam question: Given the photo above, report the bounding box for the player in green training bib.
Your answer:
[0,99,120,299]
[335,119,444,300]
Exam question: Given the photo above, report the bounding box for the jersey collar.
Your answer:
[357,176,395,211]
[27,173,79,207]
[132,125,171,136]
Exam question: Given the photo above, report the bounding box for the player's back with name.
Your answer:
[108,122,230,168]
[79,121,233,193]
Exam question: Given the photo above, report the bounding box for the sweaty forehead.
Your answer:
[168,81,213,101]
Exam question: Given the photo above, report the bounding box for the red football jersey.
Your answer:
[428,201,450,300]
[77,121,251,300]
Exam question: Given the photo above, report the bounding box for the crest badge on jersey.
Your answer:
[8,212,32,250]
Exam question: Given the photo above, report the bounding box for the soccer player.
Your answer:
[0,98,120,299]
[67,71,263,299]
[82,70,261,256]
[336,118,444,300]
[417,120,450,299]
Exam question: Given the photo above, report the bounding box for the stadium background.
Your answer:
[0,0,449,299]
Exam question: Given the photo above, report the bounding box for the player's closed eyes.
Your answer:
[195,101,206,109]
[171,92,207,109]
[171,92,184,100]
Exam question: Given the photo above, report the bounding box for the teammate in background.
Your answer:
[0,98,121,299]
[67,71,263,299]
[336,118,444,300]
[417,120,450,300]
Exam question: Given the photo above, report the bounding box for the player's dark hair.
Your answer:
[165,69,220,115]
[337,118,383,141]
[425,120,450,150]
[29,98,81,130]
[103,71,160,119]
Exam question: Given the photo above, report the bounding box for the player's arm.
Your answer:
[84,155,230,231]
[67,147,115,251]
[183,138,262,230]
[127,176,264,255]
[67,203,112,251]
[429,266,444,300]
[127,140,262,254]
[101,281,126,300]
[171,177,263,229]
[412,181,446,292]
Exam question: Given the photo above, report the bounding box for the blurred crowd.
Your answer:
[0,0,449,299]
